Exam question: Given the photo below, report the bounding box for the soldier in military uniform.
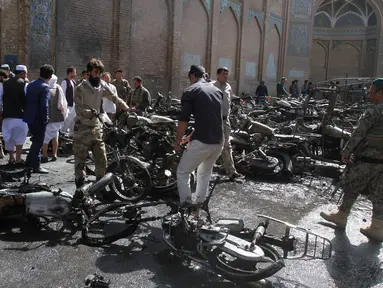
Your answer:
[321,78,383,242]
[127,76,151,115]
[111,69,131,103]
[73,59,128,188]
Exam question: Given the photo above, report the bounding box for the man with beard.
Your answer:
[73,59,129,188]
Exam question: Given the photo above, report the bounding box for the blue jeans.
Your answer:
[26,123,47,169]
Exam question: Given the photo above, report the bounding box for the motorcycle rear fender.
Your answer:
[257,214,332,260]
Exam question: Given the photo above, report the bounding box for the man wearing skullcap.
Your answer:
[175,65,224,208]
[321,78,383,242]
[277,77,288,98]
[1,64,15,78]
[0,65,29,164]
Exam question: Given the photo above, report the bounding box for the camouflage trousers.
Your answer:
[340,162,383,220]
[73,121,106,180]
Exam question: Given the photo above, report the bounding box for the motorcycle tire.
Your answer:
[207,243,284,283]
[107,156,152,202]
[82,202,139,247]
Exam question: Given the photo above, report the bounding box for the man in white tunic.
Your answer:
[41,74,68,163]
[61,67,76,136]
[101,72,117,123]
[0,65,29,164]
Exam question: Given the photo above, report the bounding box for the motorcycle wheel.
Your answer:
[208,243,284,283]
[82,202,139,247]
[107,156,152,202]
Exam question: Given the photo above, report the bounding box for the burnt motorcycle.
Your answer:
[0,173,116,234]
[162,178,332,283]
[229,120,294,179]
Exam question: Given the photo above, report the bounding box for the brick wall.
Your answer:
[179,0,209,93]
[55,0,115,82]
[242,16,262,93]
[0,0,306,96]
[130,0,170,95]
[216,7,239,92]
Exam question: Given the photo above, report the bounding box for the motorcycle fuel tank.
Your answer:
[25,191,73,217]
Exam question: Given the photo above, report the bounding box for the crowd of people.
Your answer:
[0,60,153,177]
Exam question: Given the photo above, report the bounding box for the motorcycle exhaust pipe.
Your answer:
[250,223,266,249]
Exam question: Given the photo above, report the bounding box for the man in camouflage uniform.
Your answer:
[321,78,383,242]
[73,59,128,188]
[127,76,151,115]
[111,69,131,103]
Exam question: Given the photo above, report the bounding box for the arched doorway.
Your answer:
[310,0,380,82]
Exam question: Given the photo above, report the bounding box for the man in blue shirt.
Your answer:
[24,64,54,174]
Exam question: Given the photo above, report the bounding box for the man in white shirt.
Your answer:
[101,72,117,122]
[61,67,76,136]
[0,65,29,164]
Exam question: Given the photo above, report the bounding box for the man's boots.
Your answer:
[320,210,349,229]
[360,218,383,242]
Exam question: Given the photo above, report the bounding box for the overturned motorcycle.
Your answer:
[161,180,332,283]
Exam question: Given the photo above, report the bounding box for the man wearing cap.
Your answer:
[320,78,383,242]
[1,64,15,78]
[277,77,288,98]
[24,64,55,174]
[175,65,224,207]
[0,65,29,164]
[213,67,242,180]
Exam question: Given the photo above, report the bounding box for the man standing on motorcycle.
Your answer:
[213,67,242,180]
[175,65,223,205]
[320,78,383,242]
[73,59,129,188]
